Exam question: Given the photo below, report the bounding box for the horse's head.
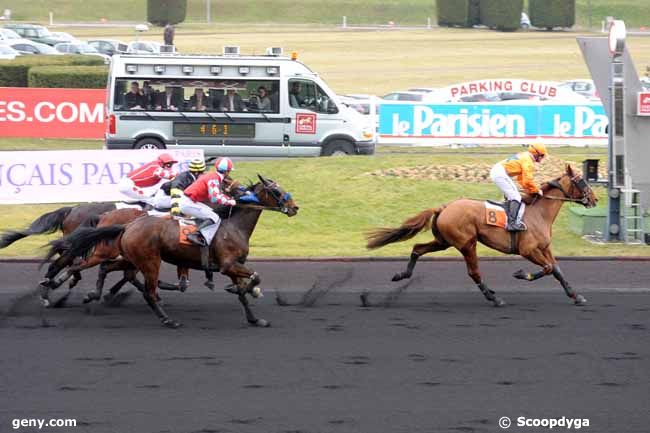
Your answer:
[236,174,299,217]
[550,164,598,208]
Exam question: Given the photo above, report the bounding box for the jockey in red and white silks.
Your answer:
[118,153,178,205]
[179,157,236,246]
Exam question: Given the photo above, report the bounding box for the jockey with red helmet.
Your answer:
[179,157,236,246]
[118,153,179,205]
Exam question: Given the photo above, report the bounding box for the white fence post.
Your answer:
[427,17,431,29]
[342,16,347,29]
[49,11,53,26]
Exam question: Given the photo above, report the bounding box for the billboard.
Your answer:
[378,103,608,146]
[0,149,203,204]
[0,87,106,139]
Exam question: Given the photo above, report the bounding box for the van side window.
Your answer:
[288,79,337,114]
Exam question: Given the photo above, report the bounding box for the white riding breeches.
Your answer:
[151,189,172,209]
[178,195,221,244]
[118,177,167,205]
[490,163,522,202]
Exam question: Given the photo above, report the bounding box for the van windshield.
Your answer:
[113,78,280,113]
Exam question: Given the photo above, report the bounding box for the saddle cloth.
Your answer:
[177,218,199,245]
[484,201,525,229]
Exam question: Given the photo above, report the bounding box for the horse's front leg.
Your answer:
[462,242,505,307]
[523,248,587,306]
[221,262,269,327]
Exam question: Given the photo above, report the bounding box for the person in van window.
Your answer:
[125,81,146,110]
[250,86,271,112]
[156,86,181,111]
[289,82,304,108]
[190,88,208,111]
[142,81,157,109]
[220,88,244,112]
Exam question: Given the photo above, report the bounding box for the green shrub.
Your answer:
[28,65,109,88]
[147,0,187,26]
[0,55,105,87]
[529,0,575,29]
[437,0,480,27]
[479,0,523,31]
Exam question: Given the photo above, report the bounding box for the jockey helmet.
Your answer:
[528,143,548,160]
[214,157,234,174]
[188,157,206,173]
[157,153,177,166]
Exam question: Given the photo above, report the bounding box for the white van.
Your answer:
[105,50,375,156]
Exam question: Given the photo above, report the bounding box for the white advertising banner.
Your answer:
[0,149,204,204]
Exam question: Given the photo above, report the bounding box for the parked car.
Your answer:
[0,44,19,60]
[407,87,439,94]
[383,90,447,103]
[3,23,67,46]
[54,42,110,62]
[50,31,78,43]
[641,77,650,91]
[8,40,63,55]
[340,94,377,116]
[558,79,601,102]
[87,39,128,56]
[127,41,163,54]
[0,27,23,42]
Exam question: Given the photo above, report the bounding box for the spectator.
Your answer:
[163,24,175,46]
[251,86,271,112]
[156,86,182,111]
[289,81,304,108]
[190,88,208,111]
[220,88,244,112]
[142,81,157,109]
[125,81,146,110]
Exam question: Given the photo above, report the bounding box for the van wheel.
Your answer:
[134,138,165,150]
[322,140,354,156]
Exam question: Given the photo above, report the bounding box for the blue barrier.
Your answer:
[377,103,608,146]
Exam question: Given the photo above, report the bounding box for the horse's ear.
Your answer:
[566,164,574,176]
[257,174,269,186]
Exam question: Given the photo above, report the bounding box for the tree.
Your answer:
[147,0,187,26]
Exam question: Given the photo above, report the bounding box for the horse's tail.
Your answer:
[43,225,125,265]
[0,206,74,249]
[366,208,440,249]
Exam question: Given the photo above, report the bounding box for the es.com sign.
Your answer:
[0,87,106,139]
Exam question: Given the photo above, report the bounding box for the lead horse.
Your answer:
[365,165,597,307]
[46,175,299,328]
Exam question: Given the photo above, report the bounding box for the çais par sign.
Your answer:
[0,149,203,205]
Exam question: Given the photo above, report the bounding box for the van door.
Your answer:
[284,78,342,157]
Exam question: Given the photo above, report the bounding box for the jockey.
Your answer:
[118,153,178,206]
[152,157,206,211]
[179,157,236,246]
[490,143,548,232]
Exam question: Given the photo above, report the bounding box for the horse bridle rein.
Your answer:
[544,175,591,205]
[234,181,293,214]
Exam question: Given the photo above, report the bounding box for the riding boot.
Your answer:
[506,200,527,232]
[186,219,211,246]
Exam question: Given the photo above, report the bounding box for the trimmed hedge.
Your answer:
[0,55,105,87]
[479,0,523,31]
[529,0,575,29]
[437,0,480,27]
[28,65,109,89]
[147,0,187,26]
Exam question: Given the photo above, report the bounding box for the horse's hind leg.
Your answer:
[222,262,268,327]
[461,242,505,307]
[392,239,449,282]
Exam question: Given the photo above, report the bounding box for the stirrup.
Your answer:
[506,222,527,232]
[186,232,207,246]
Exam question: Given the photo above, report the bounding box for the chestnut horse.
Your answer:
[46,175,299,328]
[366,165,597,307]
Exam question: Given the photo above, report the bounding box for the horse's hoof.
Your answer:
[251,319,270,327]
[83,292,99,304]
[360,292,371,307]
[391,273,404,282]
[492,298,506,307]
[162,318,182,329]
[204,281,215,291]
[250,287,263,298]
[40,297,50,308]
[513,269,527,280]
[574,295,587,306]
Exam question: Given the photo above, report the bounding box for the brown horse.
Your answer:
[47,176,299,328]
[365,165,597,307]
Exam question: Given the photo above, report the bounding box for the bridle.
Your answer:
[544,175,592,206]
[234,181,293,214]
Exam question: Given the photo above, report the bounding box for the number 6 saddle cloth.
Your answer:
[484,201,525,229]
